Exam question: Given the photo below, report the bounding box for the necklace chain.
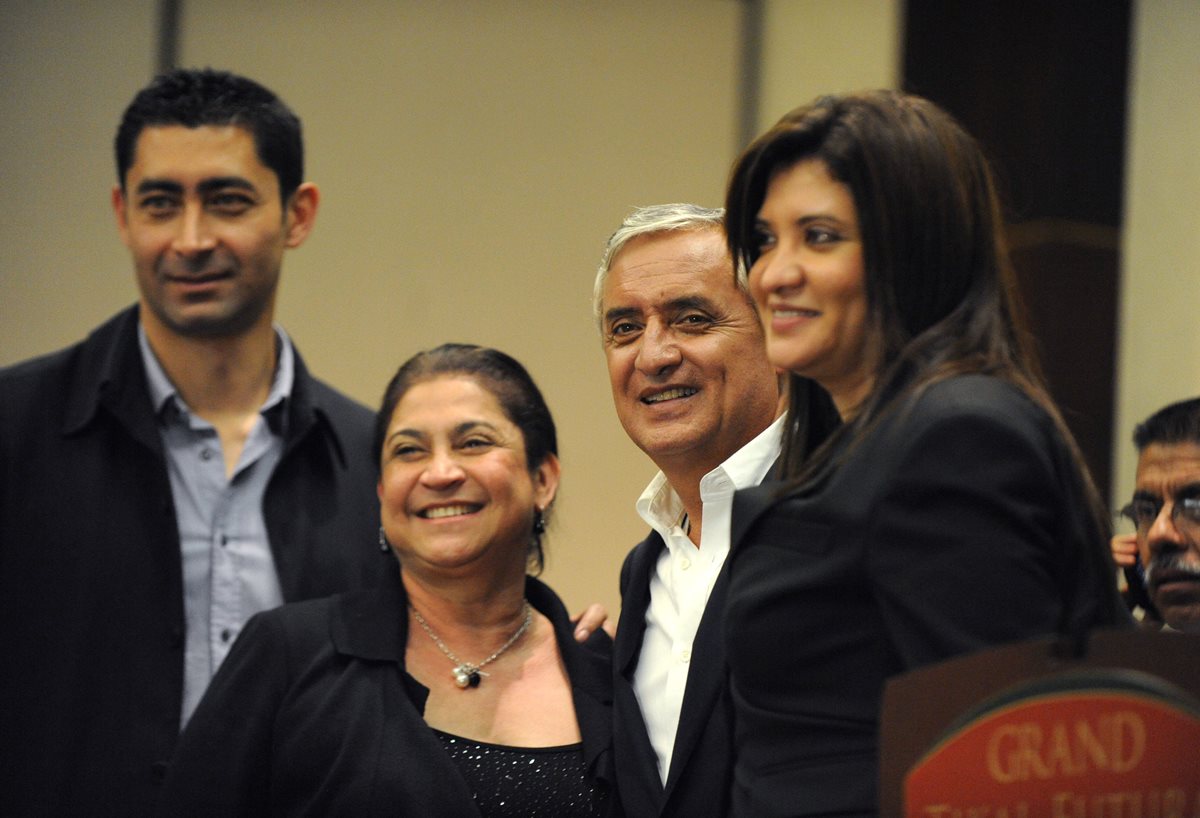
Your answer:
[410,601,532,689]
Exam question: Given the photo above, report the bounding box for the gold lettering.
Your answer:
[1054,792,1083,818]
[1099,791,1130,818]
[1163,788,1186,818]
[1073,717,1109,771]
[985,710,1148,782]
[987,725,1022,783]
[1019,724,1054,779]
[1108,711,1145,773]
[1047,789,1197,818]
[1046,722,1083,776]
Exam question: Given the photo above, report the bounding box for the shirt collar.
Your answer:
[635,413,785,532]
[137,323,296,425]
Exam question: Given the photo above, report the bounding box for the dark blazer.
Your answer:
[724,375,1132,818]
[613,455,780,818]
[157,570,617,817]
[0,307,381,817]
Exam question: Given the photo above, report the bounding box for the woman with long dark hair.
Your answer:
[722,91,1130,816]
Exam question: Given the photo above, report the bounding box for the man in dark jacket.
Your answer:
[0,69,380,816]
[593,204,783,818]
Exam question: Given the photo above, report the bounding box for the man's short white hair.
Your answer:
[592,203,749,327]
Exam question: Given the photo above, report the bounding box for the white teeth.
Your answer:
[644,388,697,404]
[421,504,477,519]
[775,308,817,318]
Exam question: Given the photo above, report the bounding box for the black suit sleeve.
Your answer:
[618,546,636,599]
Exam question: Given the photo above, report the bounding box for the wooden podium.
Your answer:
[879,630,1200,817]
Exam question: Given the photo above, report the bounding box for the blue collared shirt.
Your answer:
[139,325,293,727]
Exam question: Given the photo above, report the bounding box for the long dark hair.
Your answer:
[725,91,1100,523]
[375,343,558,573]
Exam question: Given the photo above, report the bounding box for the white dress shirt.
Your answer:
[632,414,784,784]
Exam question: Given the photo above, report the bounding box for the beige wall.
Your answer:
[1,1,752,617]
[7,1,1184,611]
[176,1,752,616]
[0,0,157,362]
[759,0,900,129]
[1111,0,1200,512]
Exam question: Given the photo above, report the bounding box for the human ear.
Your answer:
[112,185,132,247]
[532,453,561,509]
[284,182,319,248]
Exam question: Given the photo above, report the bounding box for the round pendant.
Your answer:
[453,667,471,688]
[467,671,481,688]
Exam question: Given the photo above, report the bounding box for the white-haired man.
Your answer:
[594,204,782,818]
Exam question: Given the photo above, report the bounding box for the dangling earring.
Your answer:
[379,526,391,553]
[532,507,546,535]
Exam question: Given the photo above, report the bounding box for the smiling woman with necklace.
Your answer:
[159,344,616,817]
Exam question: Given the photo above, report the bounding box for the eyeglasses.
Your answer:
[1120,495,1200,536]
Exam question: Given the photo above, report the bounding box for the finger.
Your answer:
[571,602,609,642]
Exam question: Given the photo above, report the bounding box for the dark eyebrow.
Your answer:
[386,428,425,446]
[386,420,498,443]
[666,295,719,314]
[1133,482,1200,504]
[756,213,850,229]
[134,179,183,196]
[455,421,498,436]
[604,296,718,326]
[603,306,641,326]
[133,177,257,196]
[197,176,257,195]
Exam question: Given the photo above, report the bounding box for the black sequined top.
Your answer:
[434,729,608,817]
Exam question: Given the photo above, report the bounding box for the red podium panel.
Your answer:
[880,631,1200,818]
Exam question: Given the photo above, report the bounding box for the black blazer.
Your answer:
[724,375,1132,817]
[158,570,617,817]
[0,307,381,817]
[613,454,780,818]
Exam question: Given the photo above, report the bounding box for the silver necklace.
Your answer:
[410,601,532,689]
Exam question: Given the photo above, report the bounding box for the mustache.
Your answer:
[1145,552,1200,588]
[157,250,235,278]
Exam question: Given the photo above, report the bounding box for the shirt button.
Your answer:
[680,648,692,663]
[200,448,214,461]
[220,629,233,643]
[679,557,691,571]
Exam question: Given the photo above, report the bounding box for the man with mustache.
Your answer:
[594,204,783,817]
[0,69,380,816]
[1118,397,1200,632]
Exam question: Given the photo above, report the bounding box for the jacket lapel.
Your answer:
[331,564,408,663]
[729,480,781,559]
[612,532,671,813]
[614,531,663,678]
[65,307,164,458]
